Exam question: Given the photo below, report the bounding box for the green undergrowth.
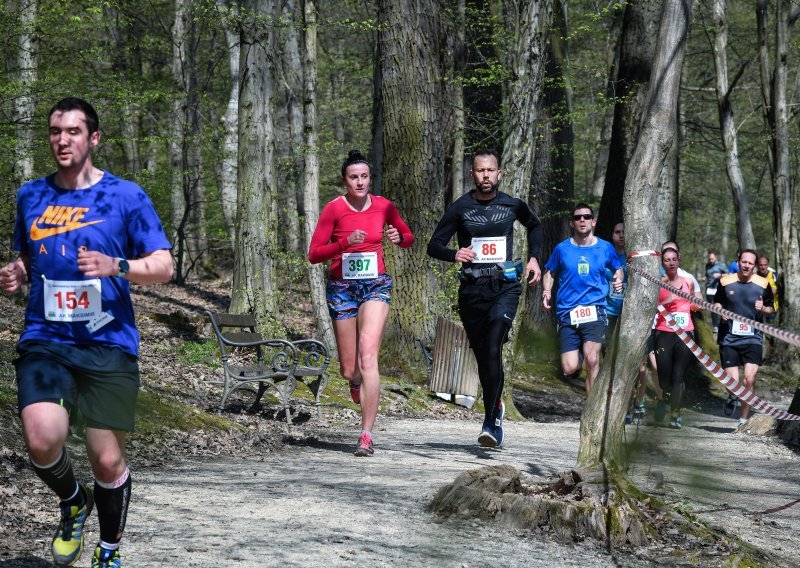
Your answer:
[512,326,568,394]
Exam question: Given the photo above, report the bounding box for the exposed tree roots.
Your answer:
[429,464,771,565]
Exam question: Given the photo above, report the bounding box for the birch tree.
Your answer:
[12,0,37,189]
[217,0,241,244]
[231,0,279,328]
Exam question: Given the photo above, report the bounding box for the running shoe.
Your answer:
[738,417,748,426]
[654,399,667,423]
[669,416,683,429]
[91,545,122,568]
[478,426,498,448]
[52,485,94,566]
[493,401,505,447]
[354,432,374,457]
[349,381,361,405]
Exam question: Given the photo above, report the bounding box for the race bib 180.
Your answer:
[43,277,102,322]
[569,305,598,326]
[342,252,378,279]
[471,237,506,263]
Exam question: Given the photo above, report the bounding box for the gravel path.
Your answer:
[4,409,798,567]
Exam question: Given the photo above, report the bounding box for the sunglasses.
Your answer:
[572,214,594,220]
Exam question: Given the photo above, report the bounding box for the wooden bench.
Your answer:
[205,311,331,422]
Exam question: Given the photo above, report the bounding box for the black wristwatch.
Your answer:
[116,258,130,278]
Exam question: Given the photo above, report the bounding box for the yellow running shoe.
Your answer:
[51,486,94,566]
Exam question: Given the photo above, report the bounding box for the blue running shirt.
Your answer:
[544,237,622,318]
[13,172,171,357]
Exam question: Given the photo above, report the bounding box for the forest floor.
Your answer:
[0,278,798,567]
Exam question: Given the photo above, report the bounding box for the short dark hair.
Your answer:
[757,255,769,263]
[707,250,717,255]
[341,150,370,177]
[662,247,679,258]
[471,148,501,168]
[738,248,758,262]
[49,97,99,134]
[572,202,594,217]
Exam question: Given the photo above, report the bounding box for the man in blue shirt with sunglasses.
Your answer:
[542,204,623,393]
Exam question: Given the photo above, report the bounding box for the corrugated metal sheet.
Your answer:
[428,316,479,397]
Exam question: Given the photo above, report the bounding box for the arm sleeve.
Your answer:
[426,207,459,263]
[386,202,414,248]
[307,202,350,264]
[517,201,543,260]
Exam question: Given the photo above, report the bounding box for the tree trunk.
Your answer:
[709,0,756,251]
[13,0,38,189]
[579,0,693,468]
[217,0,240,245]
[499,0,554,414]
[279,0,303,254]
[521,0,570,332]
[379,0,455,351]
[595,0,661,238]
[589,5,625,199]
[302,0,335,349]
[757,0,800,378]
[104,4,140,175]
[231,0,279,331]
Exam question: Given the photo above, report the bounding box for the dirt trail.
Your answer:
[3,408,798,568]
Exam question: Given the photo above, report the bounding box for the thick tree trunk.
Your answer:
[231,0,279,330]
[217,0,240,245]
[13,0,38,188]
[302,0,336,349]
[522,0,570,332]
[595,0,661,238]
[757,0,800,378]
[579,0,693,468]
[709,0,756,251]
[379,0,455,351]
[279,0,303,254]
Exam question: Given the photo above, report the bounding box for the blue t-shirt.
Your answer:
[605,250,627,317]
[544,237,622,318]
[13,172,171,357]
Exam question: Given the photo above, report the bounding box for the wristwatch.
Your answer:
[116,258,130,278]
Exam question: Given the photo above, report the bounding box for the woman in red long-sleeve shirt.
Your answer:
[308,150,414,456]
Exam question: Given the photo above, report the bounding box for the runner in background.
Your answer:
[604,221,626,342]
[308,150,414,457]
[542,204,623,394]
[713,249,774,426]
[756,256,779,320]
[703,250,728,334]
[654,247,702,428]
[427,148,542,449]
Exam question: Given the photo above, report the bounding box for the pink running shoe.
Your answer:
[349,382,361,404]
[354,433,374,457]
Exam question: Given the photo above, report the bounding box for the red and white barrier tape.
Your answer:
[626,254,800,349]
[656,306,800,421]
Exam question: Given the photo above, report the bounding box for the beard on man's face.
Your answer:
[476,181,500,194]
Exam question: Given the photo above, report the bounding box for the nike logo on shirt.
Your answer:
[29,205,104,241]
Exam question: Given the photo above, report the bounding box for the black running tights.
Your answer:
[474,320,509,426]
[654,330,694,412]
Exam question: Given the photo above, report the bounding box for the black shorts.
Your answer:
[721,344,763,368]
[458,279,521,350]
[14,340,140,432]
